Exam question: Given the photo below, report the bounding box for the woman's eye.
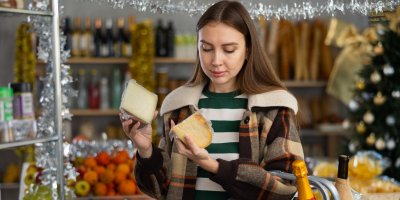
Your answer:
[202,47,213,52]
[224,50,235,53]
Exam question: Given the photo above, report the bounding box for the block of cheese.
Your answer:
[120,79,158,125]
[172,112,213,148]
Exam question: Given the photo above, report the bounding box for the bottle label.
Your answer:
[1,98,13,121]
[72,34,81,56]
[0,101,4,121]
[100,44,109,57]
[13,93,34,119]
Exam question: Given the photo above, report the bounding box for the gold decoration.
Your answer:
[373,91,386,105]
[370,70,381,83]
[14,23,36,85]
[356,122,366,134]
[355,79,366,90]
[385,6,400,34]
[366,133,376,146]
[363,111,375,124]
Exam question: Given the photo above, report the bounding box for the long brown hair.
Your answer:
[187,0,286,94]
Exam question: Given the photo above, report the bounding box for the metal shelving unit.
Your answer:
[0,1,64,199]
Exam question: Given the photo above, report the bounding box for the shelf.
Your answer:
[0,136,58,150]
[71,109,119,116]
[38,57,196,65]
[0,7,52,16]
[283,81,326,88]
[0,183,19,189]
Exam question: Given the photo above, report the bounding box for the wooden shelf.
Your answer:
[0,183,19,189]
[71,109,119,116]
[38,57,196,65]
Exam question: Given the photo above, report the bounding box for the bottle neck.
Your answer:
[296,176,316,200]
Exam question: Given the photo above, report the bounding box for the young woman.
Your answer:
[121,1,304,199]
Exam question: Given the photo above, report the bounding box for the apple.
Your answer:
[75,180,91,197]
[24,172,36,186]
[77,165,87,179]
[26,164,38,174]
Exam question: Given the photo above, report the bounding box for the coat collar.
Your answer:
[159,82,298,115]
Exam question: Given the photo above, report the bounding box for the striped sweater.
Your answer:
[134,82,304,200]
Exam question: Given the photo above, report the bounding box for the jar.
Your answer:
[0,87,13,121]
[9,82,34,119]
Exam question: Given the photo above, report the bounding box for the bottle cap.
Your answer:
[338,155,350,179]
[8,82,32,93]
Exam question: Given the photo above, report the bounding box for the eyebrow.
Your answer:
[200,39,239,46]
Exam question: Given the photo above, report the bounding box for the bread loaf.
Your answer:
[172,112,212,148]
[120,79,158,125]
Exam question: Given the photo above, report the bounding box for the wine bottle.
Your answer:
[292,160,316,200]
[100,76,110,109]
[114,17,125,57]
[166,20,175,57]
[111,68,122,109]
[88,69,100,109]
[94,18,104,57]
[125,15,135,57]
[105,18,115,57]
[63,17,72,52]
[80,17,93,57]
[155,19,167,57]
[71,17,82,57]
[77,69,88,109]
[335,155,353,200]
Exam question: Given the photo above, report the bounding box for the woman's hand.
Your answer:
[172,120,219,173]
[120,111,158,158]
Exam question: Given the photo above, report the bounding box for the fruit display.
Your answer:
[72,149,140,197]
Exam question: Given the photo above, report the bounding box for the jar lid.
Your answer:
[8,82,32,93]
[0,87,13,97]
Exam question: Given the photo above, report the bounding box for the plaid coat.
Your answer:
[134,82,304,200]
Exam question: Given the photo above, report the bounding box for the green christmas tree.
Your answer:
[348,23,400,181]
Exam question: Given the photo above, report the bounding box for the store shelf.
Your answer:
[284,80,326,88]
[0,7,52,16]
[71,109,119,116]
[0,183,19,189]
[38,57,196,65]
[0,136,58,150]
[74,194,154,200]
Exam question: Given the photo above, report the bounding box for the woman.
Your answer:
[121,1,304,199]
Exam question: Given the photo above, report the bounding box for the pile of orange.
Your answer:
[73,149,141,197]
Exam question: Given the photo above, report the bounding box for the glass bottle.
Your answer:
[335,155,353,200]
[100,77,110,109]
[88,69,100,109]
[166,20,175,57]
[105,18,115,57]
[77,69,88,109]
[292,160,316,200]
[80,17,93,57]
[125,15,135,57]
[111,68,122,109]
[63,17,72,52]
[155,19,167,57]
[94,18,104,57]
[71,17,82,57]
[114,17,125,57]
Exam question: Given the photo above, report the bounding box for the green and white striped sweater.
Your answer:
[195,89,248,199]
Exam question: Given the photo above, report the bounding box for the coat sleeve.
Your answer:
[209,108,305,200]
[134,112,175,200]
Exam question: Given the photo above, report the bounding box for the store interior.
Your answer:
[1,0,400,199]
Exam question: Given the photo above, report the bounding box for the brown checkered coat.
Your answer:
[134,82,304,200]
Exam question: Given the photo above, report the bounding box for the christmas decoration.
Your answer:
[348,10,400,180]
[81,0,400,19]
[28,0,77,199]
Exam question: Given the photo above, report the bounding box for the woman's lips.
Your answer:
[212,71,224,78]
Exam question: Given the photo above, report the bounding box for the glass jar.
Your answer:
[9,82,35,120]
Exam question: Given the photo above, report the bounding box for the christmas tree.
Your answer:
[348,12,400,181]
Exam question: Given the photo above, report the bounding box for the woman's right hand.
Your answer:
[120,111,158,158]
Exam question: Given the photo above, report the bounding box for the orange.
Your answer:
[83,170,98,185]
[106,189,116,196]
[83,156,97,169]
[127,159,135,171]
[100,169,115,184]
[113,150,129,164]
[114,171,127,184]
[116,163,130,175]
[118,179,137,195]
[94,166,106,175]
[106,163,116,172]
[93,182,107,196]
[96,151,111,166]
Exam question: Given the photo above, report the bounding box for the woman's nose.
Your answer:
[211,50,224,66]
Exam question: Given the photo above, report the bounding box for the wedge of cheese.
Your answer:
[172,112,212,148]
[120,79,158,124]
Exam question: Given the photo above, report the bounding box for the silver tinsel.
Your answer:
[29,1,77,199]
[79,0,400,19]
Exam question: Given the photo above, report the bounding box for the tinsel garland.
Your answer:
[28,0,77,199]
[82,0,400,19]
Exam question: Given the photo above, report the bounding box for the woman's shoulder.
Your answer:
[248,90,298,114]
[159,84,204,116]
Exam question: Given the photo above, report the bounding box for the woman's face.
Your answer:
[198,21,247,92]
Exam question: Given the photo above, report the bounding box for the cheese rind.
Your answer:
[172,112,213,148]
[120,79,158,124]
